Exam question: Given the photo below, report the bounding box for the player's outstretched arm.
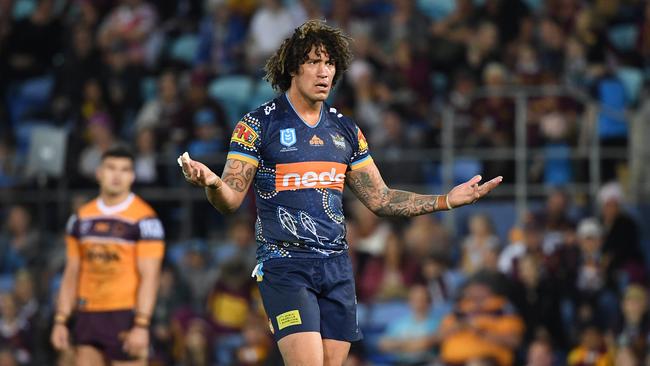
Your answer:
[346,161,502,217]
[180,154,256,214]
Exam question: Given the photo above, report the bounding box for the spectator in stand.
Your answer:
[132,128,159,186]
[77,112,121,181]
[187,108,229,160]
[348,200,393,275]
[194,1,247,76]
[498,221,545,280]
[176,240,219,310]
[404,215,452,260]
[12,270,37,326]
[0,206,40,275]
[460,213,500,276]
[567,325,613,366]
[236,320,272,366]
[511,254,566,348]
[151,265,190,365]
[358,229,420,303]
[177,70,228,139]
[598,182,645,287]
[0,348,18,366]
[245,0,295,73]
[573,217,620,331]
[100,40,143,133]
[533,188,576,254]
[213,216,256,268]
[438,276,524,366]
[206,258,262,364]
[526,337,555,366]
[610,285,649,365]
[2,0,63,82]
[97,0,159,67]
[51,25,102,123]
[420,253,465,312]
[0,293,32,365]
[0,140,18,188]
[135,70,183,152]
[378,284,441,365]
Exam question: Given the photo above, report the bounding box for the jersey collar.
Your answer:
[284,93,324,129]
[97,193,134,215]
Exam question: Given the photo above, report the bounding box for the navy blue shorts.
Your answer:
[73,310,138,361]
[256,252,362,342]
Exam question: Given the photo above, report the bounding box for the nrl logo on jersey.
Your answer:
[331,134,346,149]
[232,121,258,147]
[280,128,296,147]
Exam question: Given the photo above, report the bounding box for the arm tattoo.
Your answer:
[347,169,442,217]
[221,160,255,192]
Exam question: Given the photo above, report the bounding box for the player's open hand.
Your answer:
[447,175,502,208]
[50,323,70,351]
[122,327,149,359]
[178,152,221,188]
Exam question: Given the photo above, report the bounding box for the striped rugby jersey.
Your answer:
[227,94,372,262]
[65,194,164,311]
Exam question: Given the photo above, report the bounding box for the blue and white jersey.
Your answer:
[227,94,373,262]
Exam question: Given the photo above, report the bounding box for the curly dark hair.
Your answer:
[264,20,353,92]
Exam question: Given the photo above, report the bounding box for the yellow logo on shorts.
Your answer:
[276,310,302,330]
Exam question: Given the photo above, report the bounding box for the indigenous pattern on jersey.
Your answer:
[65,194,165,311]
[227,94,372,262]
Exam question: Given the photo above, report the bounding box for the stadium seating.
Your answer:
[6,75,54,126]
[170,33,200,65]
[417,0,455,20]
[247,81,278,111]
[208,75,254,126]
[608,24,639,52]
[12,0,36,19]
[616,66,644,105]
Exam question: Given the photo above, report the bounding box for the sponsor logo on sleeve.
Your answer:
[357,128,368,153]
[231,121,258,147]
[139,218,165,240]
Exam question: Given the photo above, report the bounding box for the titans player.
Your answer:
[180,20,502,366]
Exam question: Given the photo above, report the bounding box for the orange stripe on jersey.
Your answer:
[66,235,80,257]
[136,240,165,258]
[275,161,347,191]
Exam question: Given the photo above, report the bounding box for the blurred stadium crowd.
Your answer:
[1,0,650,365]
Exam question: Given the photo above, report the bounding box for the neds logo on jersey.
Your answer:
[231,121,258,147]
[275,162,347,191]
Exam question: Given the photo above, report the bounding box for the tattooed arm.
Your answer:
[181,157,257,214]
[346,161,502,217]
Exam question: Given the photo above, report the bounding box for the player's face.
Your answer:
[292,46,336,103]
[96,157,135,196]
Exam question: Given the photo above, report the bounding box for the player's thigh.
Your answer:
[277,331,324,366]
[322,338,351,366]
[75,345,106,366]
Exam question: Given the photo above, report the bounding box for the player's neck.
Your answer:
[99,191,132,207]
[286,88,322,126]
